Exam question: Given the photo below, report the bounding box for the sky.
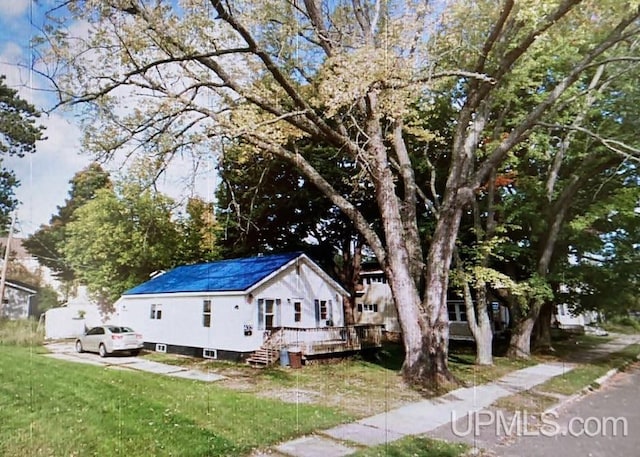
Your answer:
[0,0,215,236]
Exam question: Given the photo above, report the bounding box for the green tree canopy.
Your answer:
[42,0,640,387]
[24,163,112,287]
[62,179,179,306]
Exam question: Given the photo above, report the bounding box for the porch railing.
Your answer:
[263,324,384,355]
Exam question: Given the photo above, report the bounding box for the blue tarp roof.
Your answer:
[123,252,302,295]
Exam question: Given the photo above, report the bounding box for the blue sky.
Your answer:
[1,1,215,236]
[1,0,91,236]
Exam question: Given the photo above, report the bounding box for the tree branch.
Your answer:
[538,122,640,164]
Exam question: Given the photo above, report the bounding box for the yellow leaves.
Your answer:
[312,46,415,119]
[229,101,306,146]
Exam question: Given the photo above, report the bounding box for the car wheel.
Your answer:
[98,344,108,358]
[75,340,84,353]
[131,349,141,356]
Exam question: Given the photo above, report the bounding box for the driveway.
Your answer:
[45,341,225,382]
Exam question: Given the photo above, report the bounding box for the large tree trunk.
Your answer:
[532,301,554,353]
[475,321,494,365]
[419,202,465,386]
[464,282,494,365]
[338,241,361,326]
[364,93,447,388]
[507,315,536,358]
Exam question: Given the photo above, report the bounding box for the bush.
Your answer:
[0,319,44,347]
[603,315,640,334]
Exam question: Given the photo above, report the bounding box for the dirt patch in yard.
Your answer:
[257,388,321,404]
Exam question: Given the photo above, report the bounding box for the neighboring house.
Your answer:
[0,237,62,296]
[355,265,510,341]
[554,303,599,331]
[553,284,601,332]
[0,279,38,320]
[355,267,401,333]
[113,252,361,361]
[44,286,115,339]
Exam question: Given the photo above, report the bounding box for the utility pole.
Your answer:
[0,212,16,317]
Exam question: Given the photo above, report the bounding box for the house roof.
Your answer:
[6,279,38,294]
[123,252,305,295]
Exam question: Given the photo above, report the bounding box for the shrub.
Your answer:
[602,314,640,334]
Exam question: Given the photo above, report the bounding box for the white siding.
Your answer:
[115,256,346,354]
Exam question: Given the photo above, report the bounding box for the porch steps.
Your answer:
[246,348,280,367]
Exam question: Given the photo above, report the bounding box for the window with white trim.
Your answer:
[319,300,328,320]
[447,302,468,322]
[294,301,302,322]
[362,303,378,313]
[203,300,212,327]
[264,299,275,329]
[258,298,279,330]
[150,304,162,319]
[203,348,217,359]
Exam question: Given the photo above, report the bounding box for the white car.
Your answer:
[75,325,144,357]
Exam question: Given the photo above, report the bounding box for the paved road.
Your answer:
[488,363,640,457]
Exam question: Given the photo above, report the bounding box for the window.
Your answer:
[447,302,468,322]
[294,301,302,322]
[313,299,331,325]
[203,300,212,327]
[258,298,278,330]
[264,299,275,330]
[459,304,467,322]
[319,300,328,320]
[365,276,386,284]
[87,327,105,335]
[363,303,378,313]
[150,304,162,320]
[447,304,457,321]
[155,343,167,353]
[203,348,217,359]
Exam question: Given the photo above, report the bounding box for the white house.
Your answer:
[355,267,402,333]
[44,286,115,340]
[554,303,599,331]
[113,252,349,361]
[355,265,510,340]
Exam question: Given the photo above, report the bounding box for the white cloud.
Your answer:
[1,38,90,236]
[5,113,90,235]
[0,0,30,18]
[1,9,218,236]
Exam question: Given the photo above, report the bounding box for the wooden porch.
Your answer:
[247,324,384,366]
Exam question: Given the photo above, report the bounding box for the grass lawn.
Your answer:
[146,343,538,418]
[148,347,425,417]
[491,342,640,416]
[540,343,640,395]
[546,332,612,360]
[447,342,536,386]
[0,345,351,457]
[349,436,468,457]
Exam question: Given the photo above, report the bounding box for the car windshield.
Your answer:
[107,326,135,333]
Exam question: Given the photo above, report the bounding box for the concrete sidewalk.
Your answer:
[256,334,640,457]
[253,362,574,457]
